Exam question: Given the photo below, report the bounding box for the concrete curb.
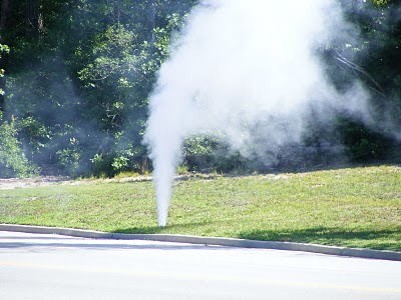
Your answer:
[1,224,400,261]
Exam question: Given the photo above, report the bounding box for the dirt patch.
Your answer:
[0,175,155,190]
[0,176,72,190]
[0,173,222,190]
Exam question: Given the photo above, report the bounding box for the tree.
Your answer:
[0,0,11,111]
[0,0,197,177]
[0,113,36,177]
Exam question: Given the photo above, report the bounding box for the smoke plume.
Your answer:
[144,0,374,226]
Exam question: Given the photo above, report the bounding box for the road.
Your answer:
[0,231,400,299]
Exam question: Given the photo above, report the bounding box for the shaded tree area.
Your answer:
[0,0,197,177]
[0,0,399,177]
[184,0,401,173]
[331,0,401,163]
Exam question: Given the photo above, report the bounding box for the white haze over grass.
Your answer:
[144,0,372,226]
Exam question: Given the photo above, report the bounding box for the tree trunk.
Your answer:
[0,0,10,32]
[27,0,39,35]
[0,0,11,112]
[146,0,156,42]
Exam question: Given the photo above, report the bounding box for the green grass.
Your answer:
[0,165,400,251]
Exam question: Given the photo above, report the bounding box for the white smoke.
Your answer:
[144,0,372,226]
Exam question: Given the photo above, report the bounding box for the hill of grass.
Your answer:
[0,165,400,251]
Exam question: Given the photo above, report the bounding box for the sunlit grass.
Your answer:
[0,165,400,251]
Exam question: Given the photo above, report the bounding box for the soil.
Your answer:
[0,176,72,190]
[0,173,221,190]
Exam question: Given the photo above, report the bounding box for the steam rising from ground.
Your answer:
[144,0,371,226]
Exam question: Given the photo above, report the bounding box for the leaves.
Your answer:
[0,118,37,177]
[0,0,400,177]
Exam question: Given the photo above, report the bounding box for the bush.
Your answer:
[0,117,36,178]
[337,118,392,162]
[182,136,251,174]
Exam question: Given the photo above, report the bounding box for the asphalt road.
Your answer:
[0,231,400,300]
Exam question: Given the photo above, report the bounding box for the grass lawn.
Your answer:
[0,165,400,251]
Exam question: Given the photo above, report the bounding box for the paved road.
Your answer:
[0,231,400,299]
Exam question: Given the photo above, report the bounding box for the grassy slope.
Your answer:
[0,166,400,251]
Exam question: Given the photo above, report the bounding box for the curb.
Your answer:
[1,224,400,261]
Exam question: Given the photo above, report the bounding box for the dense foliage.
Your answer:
[0,0,400,177]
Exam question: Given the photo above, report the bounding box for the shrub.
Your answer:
[0,117,36,178]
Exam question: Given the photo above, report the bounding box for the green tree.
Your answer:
[0,43,9,99]
[1,0,197,177]
[0,114,36,177]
